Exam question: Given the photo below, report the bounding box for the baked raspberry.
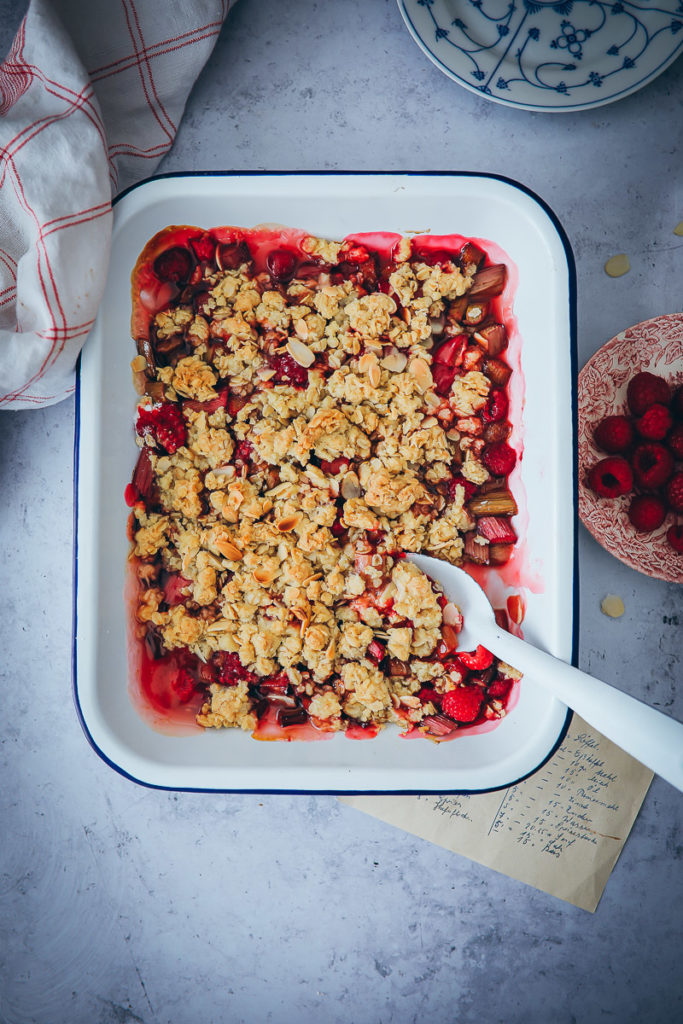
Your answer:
[482,388,508,423]
[482,441,517,477]
[666,472,683,512]
[593,415,634,453]
[163,573,192,607]
[189,232,216,263]
[220,653,258,686]
[136,402,187,453]
[635,403,672,441]
[448,474,478,502]
[367,639,386,664]
[441,685,484,723]
[266,248,297,283]
[172,669,197,703]
[626,371,670,416]
[270,353,309,387]
[628,494,666,532]
[153,246,193,284]
[666,422,683,460]
[457,645,494,671]
[631,443,674,490]
[234,439,254,464]
[666,525,683,554]
[587,456,633,497]
[218,240,252,270]
[488,677,514,700]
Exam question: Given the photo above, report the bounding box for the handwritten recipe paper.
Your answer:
[341,716,653,912]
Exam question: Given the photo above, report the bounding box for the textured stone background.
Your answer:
[1,1,682,1022]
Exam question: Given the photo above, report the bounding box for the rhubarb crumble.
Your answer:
[126,225,522,739]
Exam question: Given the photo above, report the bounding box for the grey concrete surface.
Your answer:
[1,1,682,1022]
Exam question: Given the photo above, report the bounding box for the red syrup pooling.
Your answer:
[127,225,528,739]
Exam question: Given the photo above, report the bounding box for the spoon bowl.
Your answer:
[409,554,683,792]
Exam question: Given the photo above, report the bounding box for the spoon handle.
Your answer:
[488,626,683,792]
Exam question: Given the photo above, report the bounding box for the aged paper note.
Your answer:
[341,716,653,911]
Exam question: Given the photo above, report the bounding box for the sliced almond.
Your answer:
[358,352,378,375]
[421,416,438,429]
[256,366,276,381]
[215,538,243,560]
[368,363,381,388]
[286,337,315,367]
[341,471,361,500]
[442,602,462,627]
[294,319,309,341]
[409,357,433,393]
[381,348,408,373]
[131,355,147,373]
[276,513,302,532]
[253,567,275,586]
[205,618,232,635]
[424,391,441,409]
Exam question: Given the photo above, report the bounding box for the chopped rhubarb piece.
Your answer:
[459,241,486,270]
[217,240,251,270]
[473,323,508,356]
[422,714,457,737]
[441,685,484,723]
[153,246,193,284]
[476,516,518,544]
[182,390,228,415]
[163,573,192,607]
[367,639,386,664]
[493,608,509,631]
[130,448,157,506]
[276,706,308,727]
[464,533,489,564]
[440,623,460,653]
[467,487,518,516]
[124,483,138,507]
[489,543,514,565]
[136,402,187,454]
[483,357,512,387]
[433,334,467,367]
[189,233,217,263]
[507,594,525,624]
[388,659,410,678]
[468,264,507,299]
[458,645,494,671]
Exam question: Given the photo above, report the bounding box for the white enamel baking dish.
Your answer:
[74,172,576,792]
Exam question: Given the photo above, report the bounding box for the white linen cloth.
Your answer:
[0,0,230,409]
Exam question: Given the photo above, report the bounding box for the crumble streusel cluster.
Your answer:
[128,229,520,736]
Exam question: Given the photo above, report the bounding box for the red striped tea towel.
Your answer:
[0,0,229,409]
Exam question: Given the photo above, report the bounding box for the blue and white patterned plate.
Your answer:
[398,0,683,111]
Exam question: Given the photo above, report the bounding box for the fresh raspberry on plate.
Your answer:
[626,371,670,416]
[593,414,634,453]
[628,494,667,532]
[441,685,484,723]
[666,525,683,554]
[635,403,672,441]
[587,456,633,497]
[482,441,516,477]
[666,472,683,512]
[631,443,674,490]
[666,422,683,460]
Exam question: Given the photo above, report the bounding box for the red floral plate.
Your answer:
[578,313,683,583]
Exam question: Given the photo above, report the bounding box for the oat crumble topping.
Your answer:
[127,228,521,738]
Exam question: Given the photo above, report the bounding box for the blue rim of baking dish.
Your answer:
[72,170,577,794]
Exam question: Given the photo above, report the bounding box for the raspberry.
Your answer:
[189,232,217,263]
[626,371,670,416]
[482,441,517,477]
[593,415,634,453]
[136,402,187,453]
[666,423,683,460]
[587,456,633,498]
[666,525,683,554]
[234,439,254,464]
[635,403,672,441]
[442,685,484,723]
[631,443,674,490]
[218,240,252,270]
[266,247,298,283]
[457,645,494,671]
[666,472,683,512]
[220,653,258,686]
[153,246,193,284]
[171,669,197,703]
[163,573,192,607]
[483,388,508,423]
[270,353,309,388]
[628,494,666,532]
[448,473,478,503]
[488,676,514,700]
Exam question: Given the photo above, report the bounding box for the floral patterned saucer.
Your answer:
[578,314,683,583]
[398,0,683,112]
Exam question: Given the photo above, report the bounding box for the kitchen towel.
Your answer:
[0,0,230,409]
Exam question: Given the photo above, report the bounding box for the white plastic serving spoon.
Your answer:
[409,554,683,792]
